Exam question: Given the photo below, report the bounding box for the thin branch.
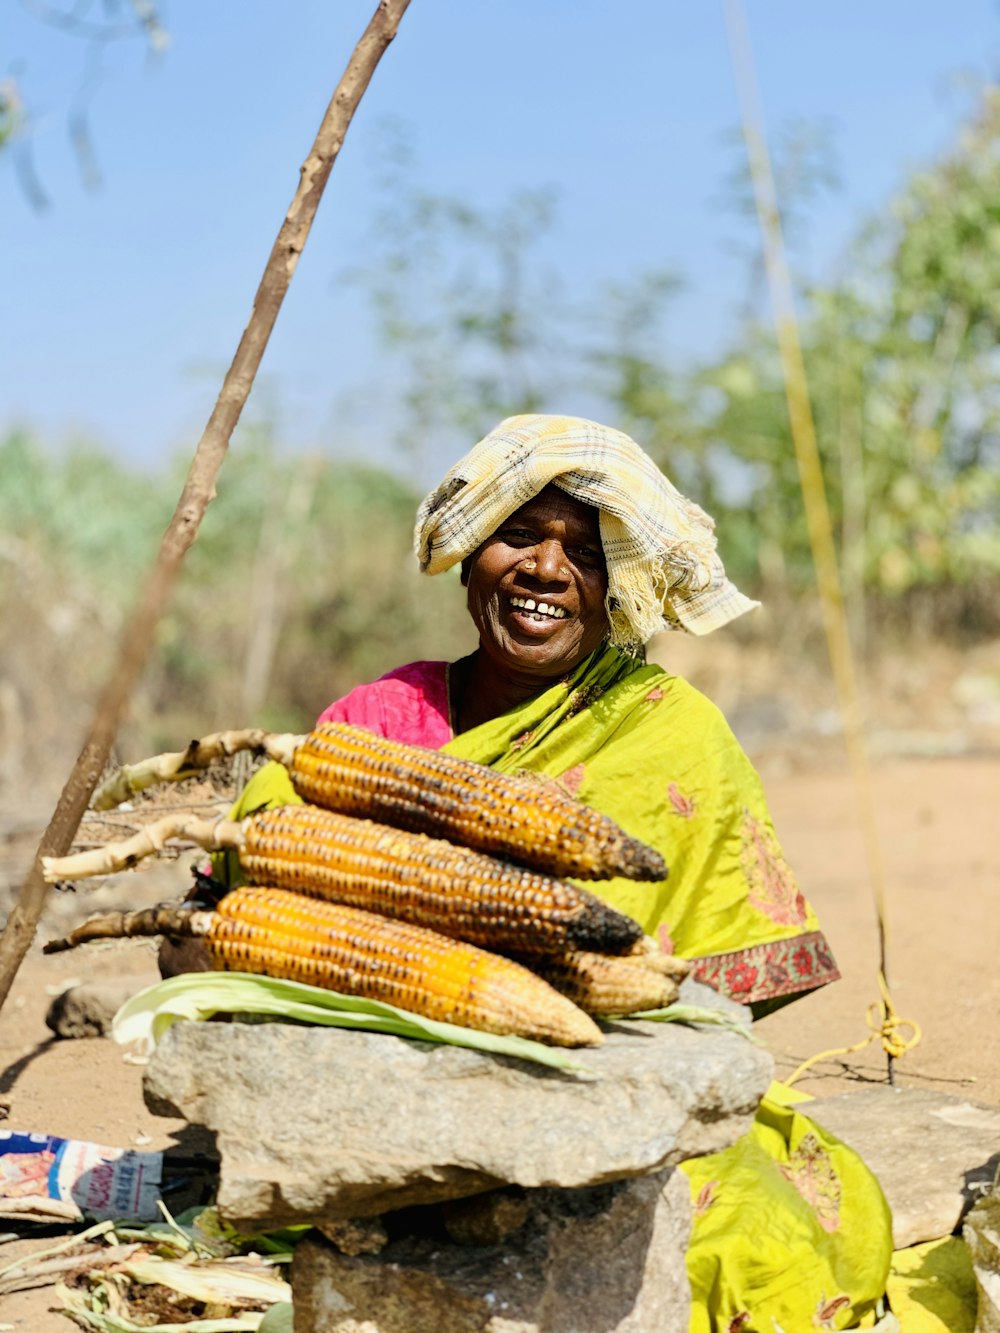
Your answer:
[0,0,413,1012]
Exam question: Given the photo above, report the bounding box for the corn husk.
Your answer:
[629,1002,762,1042]
[112,972,594,1074]
[122,1255,291,1307]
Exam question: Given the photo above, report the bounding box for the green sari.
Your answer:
[438,644,838,1013]
[230,644,892,1330]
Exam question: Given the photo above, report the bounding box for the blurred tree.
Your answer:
[348,126,568,476]
[4,0,167,207]
[693,88,1000,643]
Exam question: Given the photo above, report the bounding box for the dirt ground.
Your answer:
[1,643,998,1329]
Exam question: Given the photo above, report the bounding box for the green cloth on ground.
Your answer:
[683,1094,893,1331]
[886,1237,977,1333]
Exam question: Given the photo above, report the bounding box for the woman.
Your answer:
[322,412,838,1015]
[236,414,892,1330]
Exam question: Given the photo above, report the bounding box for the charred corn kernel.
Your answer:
[239,804,644,956]
[213,888,602,1046]
[287,721,667,883]
[43,889,601,1047]
[517,948,682,1017]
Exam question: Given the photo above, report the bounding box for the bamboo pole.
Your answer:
[725,0,916,1083]
[0,0,413,1012]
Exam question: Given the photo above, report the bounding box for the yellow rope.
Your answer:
[724,0,920,1081]
[784,972,922,1086]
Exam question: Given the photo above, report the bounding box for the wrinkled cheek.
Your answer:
[472,594,506,647]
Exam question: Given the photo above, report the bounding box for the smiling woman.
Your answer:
[317,414,832,1005]
[456,486,611,728]
[229,413,892,1331]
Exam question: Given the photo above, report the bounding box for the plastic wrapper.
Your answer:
[0,1128,163,1221]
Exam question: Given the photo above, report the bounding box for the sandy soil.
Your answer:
[0,743,998,1329]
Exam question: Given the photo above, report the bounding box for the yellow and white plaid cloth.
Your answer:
[414,413,759,646]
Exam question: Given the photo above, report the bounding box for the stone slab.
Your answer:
[143,981,771,1230]
[292,1167,693,1333]
[963,1178,1000,1333]
[808,1087,1000,1248]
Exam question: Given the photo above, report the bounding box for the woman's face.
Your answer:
[463,485,610,681]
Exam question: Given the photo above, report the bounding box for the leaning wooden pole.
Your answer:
[0,0,412,1013]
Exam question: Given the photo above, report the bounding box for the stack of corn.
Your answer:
[45,723,686,1049]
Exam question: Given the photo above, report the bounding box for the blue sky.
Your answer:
[4,1,999,484]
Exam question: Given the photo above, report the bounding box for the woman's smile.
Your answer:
[462,485,610,683]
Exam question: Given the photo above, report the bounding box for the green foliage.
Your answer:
[0,423,472,770]
[603,96,1000,636]
[5,93,1000,793]
[0,82,18,150]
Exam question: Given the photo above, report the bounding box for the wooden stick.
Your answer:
[0,0,412,1013]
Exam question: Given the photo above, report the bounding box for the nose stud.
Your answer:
[519,555,571,578]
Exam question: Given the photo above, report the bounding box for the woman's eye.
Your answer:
[574,546,604,567]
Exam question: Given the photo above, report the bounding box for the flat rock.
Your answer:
[807,1087,1000,1248]
[46,974,159,1039]
[292,1167,693,1333]
[144,981,771,1230]
[963,1177,1000,1333]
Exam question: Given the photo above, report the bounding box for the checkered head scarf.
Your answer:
[414,414,759,647]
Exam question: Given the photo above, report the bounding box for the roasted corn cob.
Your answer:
[288,722,668,882]
[517,948,683,1016]
[42,803,647,957]
[238,803,645,956]
[90,723,667,883]
[43,886,603,1047]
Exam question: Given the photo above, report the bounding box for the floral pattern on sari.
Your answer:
[694,1180,721,1217]
[556,762,586,797]
[812,1293,851,1328]
[667,782,696,818]
[780,1133,842,1233]
[690,932,840,1005]
[741,809,808,927]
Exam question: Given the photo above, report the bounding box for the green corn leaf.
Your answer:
[257,1304,293,1333]
[628,1003,763,1043]
[112,972,593,1075]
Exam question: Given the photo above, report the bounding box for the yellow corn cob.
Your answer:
[621,936,693,981]
[518,948,682,1017]
[238,803,644,956]
[43,887,602,1048]
[288,722,667,883]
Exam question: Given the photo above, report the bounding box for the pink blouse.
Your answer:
[316,660,453,750]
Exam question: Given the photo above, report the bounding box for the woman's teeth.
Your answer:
[510,597,568,620]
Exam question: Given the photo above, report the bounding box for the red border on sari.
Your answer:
[689,930,840,1006]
